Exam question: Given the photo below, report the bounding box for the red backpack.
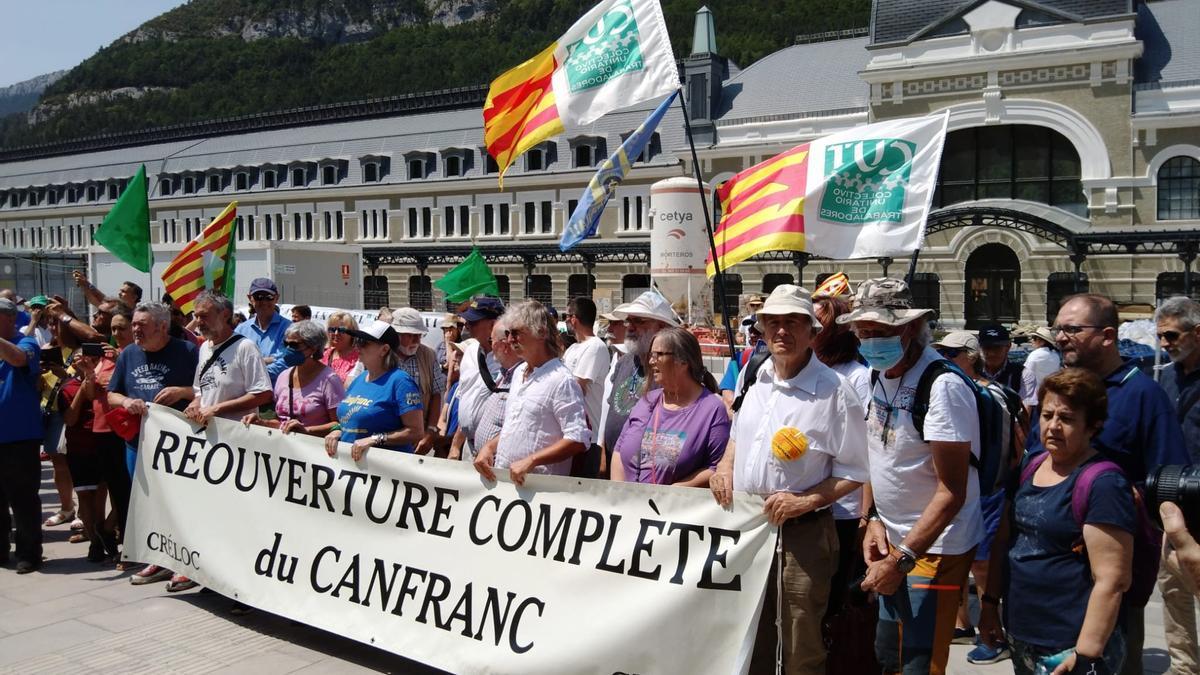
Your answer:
[1019,453,1160,607]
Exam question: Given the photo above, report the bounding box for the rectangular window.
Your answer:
[236,215,245,241]
[108,183,119,199]
[182,178,194,195]
[263,171,276,189]
[160,179,173,196]
[408,208,418,238]
[380,210,388,239]
[525,202,536,234]
[484,204,495,235]
[322,166,336,186]
[293,213,302,240]
[422,207,432,237]
[235,173,249,191]
[292,168,305,187]
[445,206,456,237]
[409,160,425,180]
[246,214,255,240]
[208,175,221,193]
[499,203,510,235]
[541,201,552,234]
[446,156,462,177]
[364,163,378,183]
[324,212,333,239]
[305,213,314,240]
[460,205,470,237]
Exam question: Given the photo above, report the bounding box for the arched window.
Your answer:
[527,275,553,305]
[495,275,511,304]
[409,275,433,311]
[364,275,390,309]
[1047,272,1088,322]
[622,274,651,302]
[1157,156,1200,220]
[762,273,794,294]
[567,274,596,299]
[936,125,1084,215]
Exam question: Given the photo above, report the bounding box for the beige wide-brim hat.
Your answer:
[611,290,681,326]
[391,307,428,335]
[756,284,823,332]
[837,277,935,326]
[1032,326,1055,343]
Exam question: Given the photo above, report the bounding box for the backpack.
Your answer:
[1018,453,1160,607]
[871,359,1020,498]
[731,349,771,413]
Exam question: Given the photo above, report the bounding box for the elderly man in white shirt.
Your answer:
[474,301,590,485]
[710,285,869,675]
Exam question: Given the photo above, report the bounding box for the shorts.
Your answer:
[66,450,102,491]
[975,491,1005,561]
[41,413,65,455]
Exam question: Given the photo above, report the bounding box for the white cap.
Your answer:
[756,284,823,332]
[933,330,979,351]
[392,308,428,335]
[611,290,680,326]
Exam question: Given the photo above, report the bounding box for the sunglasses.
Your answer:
[251,293,276,302]
[284,341,304,350]
[936,347,963,358]
[327,326,347,334]
[1158,330,1184,342]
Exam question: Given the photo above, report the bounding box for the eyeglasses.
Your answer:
[505,328,525,341]
[251,293,276,302]
[1051,325,1102,336]
[1158,330,1184,342]
[647,350,674,362]
[936,347,963,358]
[283,341,304,350]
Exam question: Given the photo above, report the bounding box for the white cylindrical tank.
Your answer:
[650,177,711,325]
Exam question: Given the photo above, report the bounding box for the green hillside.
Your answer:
[0,0,870,150]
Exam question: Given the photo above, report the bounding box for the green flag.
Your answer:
[435,248,498,303]
[94,165,151,273]
[222,224,237,297]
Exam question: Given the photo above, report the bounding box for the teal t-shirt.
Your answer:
[337,368,422,452]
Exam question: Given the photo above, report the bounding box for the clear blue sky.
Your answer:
[0,1,187,88]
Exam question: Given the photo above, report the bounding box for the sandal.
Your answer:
[68,533,88,544]
[43,510,75,527]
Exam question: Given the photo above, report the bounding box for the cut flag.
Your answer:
[561,91,676,252]
[483,0,679,188]
[435,248,499,304]
[94,164,152,273]
[162,202,238,313]
[707,113,949,276]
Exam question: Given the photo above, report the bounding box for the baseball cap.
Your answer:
[933,330,979,352]
[0,298,16,315]
[348,319,400,350]
[248,278,278,296]
[978,323,1011,346]
[28,295,49,308]
[459,296,505,323]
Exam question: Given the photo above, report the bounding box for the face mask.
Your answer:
[859,336,905,371]
[281,347,306,367]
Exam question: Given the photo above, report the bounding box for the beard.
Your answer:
[626,330,656,362]
[399,343,419,357]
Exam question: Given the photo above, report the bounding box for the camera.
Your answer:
[1146,465,1200,534]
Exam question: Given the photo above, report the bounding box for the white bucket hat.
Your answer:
[756,284,823,332]
[611,290,680,326]
[391,308,428,335]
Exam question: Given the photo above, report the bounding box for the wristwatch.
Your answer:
[374,433,388,446]
[894,544,918,574]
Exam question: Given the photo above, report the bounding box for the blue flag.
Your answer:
[560,91,678,252]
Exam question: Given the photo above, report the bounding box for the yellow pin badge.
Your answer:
[771,427,809,462]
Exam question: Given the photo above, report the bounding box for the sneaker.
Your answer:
[166,575,199,593]
[130,564,172,585]
[15,560,38,575]
[966,640,1011,665]
[952,626,976,645]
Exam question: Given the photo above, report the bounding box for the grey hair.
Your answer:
[1156,296,1200,330]
[133,301,171,327]
[194,291,233,317]
[506,300,560,357]
[286,320,327,352]
[912,318,933,348]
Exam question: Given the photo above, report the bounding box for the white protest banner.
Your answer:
[125,406,775,674]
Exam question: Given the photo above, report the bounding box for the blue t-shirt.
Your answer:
[1004,455,1136,650]
[235,311,292,382]
[108,338,199,411]
[0,334,42,443]
[1027,361,1187,482]
[15,310,30,330]
[338,368,422,452]
[1158,362,1200,463]
[718,357,740,393]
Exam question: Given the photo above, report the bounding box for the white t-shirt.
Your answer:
[456,339,500,441]
[1023,346,1061,399]
[731,355,869,496]
[562,336,611,434]
[867,347,982,556]
[495,358,591,476]
[193,335,271,420]
[830,360,870,520]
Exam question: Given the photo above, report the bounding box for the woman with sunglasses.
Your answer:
[323,311,363,386]
[324,320,423,461]
[243,320,344,436]
[610,327,727,486]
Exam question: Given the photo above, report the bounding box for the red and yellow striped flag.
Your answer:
[706,145,811,276]
[483,43,565,188]
[162,202,237,313]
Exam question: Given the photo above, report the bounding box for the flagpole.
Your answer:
[676,89,738,357]
[904,248,920,286]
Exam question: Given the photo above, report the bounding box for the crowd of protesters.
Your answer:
[7,270,1200,675]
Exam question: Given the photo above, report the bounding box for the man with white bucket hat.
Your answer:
[842,278,982,675]
[391,308,444,455]
[710,284,868,674]
[598,291,679,474]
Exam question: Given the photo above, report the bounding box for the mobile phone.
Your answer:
[40,347,63,367]
[82,343,105,357]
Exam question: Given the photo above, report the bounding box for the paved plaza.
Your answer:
[0,464,1175,674]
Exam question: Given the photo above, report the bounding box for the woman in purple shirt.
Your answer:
[243,321,345,436]
[612,327,729,486]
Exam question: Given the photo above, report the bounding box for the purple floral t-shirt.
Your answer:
[614,388,730,485]
[274,366,346,428]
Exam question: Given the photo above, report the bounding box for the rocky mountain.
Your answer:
[0,71,67,118]
[0,0,870,151]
